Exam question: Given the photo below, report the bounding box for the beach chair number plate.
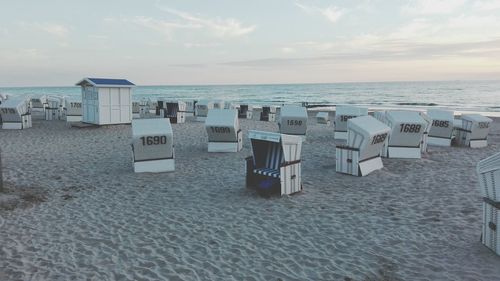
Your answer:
[371,133,388,145]
[286,120,303,126]
[210,126,230,134]
[340,115,356,122]
[432,120,449,127]
[70,102,82,108]
[140,136,167,145]
[399,124,422,133]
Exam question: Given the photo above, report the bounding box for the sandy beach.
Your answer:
[1,113,500,281]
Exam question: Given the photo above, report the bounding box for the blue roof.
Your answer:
[88,78,135,86]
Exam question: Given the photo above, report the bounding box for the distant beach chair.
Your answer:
[334,105,368,140]
[45,96,61,120]
[426,109,455,146]
[336,116,390,176]
[316,112,330,125]
[184,100,197,116]
[164,101,186,124]
[454,114,492,148]
[238,104,253,119]
[253,106,276,122]
[381,111,427,158]
[0,98,31,129]
[139,98,153,118]
[419,112,432,153]
[49,95,67,120]
[213,100,225,109]
[131,118,174,173]
[155,98,167,116]
[477,152,500,255]
[65,99,82,123]
[205,109,243,152]
[29,96,47,112]
[132,101,141,118]
[278,105,308,139]
[196,100,214,121]
[246,130,303,195]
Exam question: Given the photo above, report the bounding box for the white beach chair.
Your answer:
[334,105,368,140]
[253,105,276,122]
[252,107,262,121]
[238,104,253,119]
[0,98,31,129]
[213,100,225,109]
[196,100,214,121]
[382,111,427,158]
[205,109,243,152]
[316,112,330,125]
[454,114,492,148]
[45,96,61,120]
[132,101,141,118]
[164,101,186,124]
[246,130,303,195]
[131,118,174,173]
[336,116,390,176]
[426,109,455,146]
[29,95,47,112]
[139,98,153,118]
[278,105,308,139]
[184,100,196,116]
[419,112,432,153]
[482,198,500,255]
[65,99,82,123]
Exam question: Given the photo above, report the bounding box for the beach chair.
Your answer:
[205,109,243,152]
[454,114,492,148]
[131,118,174,173]
[29,96,47,112]
[65,99,82,123]
[164,101,186,124]
[382,111,427,158]
[316,112,330,125]
[0,98,31,129]
[49,95,67,120]
[246,130,303,195]
[45,96,60,120]
[196,100,214,121]
[184,100,196,116]
[419,112,432,153]
[426,109,455,146]
[336,116,390,176]
[373,110,387,123]
[238,104,253,119]
[132,101,141,118]
[334,105,368,140]
[482,198,500,255]
[139,98,153,118]
[278,105,308,139]
[155,98,167,116]
[213,100,225,109]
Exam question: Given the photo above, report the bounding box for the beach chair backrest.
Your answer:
[461,114,492,140]
[265,142,283,170]
[205,109,240,142]
[348,116,390,161]
[166,102,179,117]
[279,105,308,135]
[132,118,174,162]
[335,105,368,132]
[427,109,454,138]
[386,111,426,147]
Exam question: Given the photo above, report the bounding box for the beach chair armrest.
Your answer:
[484,197,500,209]
[336,145,360,152]
[280,160,301,167]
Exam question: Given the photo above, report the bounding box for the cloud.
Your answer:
[156,6,256,37]
[184,42,221,48]
[281,47,296,54]
[473,0,500,10]
[402,0,466,15]
[20,22,69,37]
[294,2,345,23]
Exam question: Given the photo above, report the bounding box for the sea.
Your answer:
[1,80,500,114]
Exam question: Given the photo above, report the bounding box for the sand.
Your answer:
[0,113,499,281]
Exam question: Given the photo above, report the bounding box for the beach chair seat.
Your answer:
[381,111,427,158]
[316,112,330,125]
[246,130,302,196]
[336,116,390,176]
[454,114,492,148]
[0,98,31,129]
[131,118,174,173]
[278,105,308,140]
[205,109,243,152]
[334,105,368,140]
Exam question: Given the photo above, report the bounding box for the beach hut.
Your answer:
[164,101,186,124]
[30,96,47,112]
[195,100,214,121]
[65,99,83,123]
[238,104,253,119]
[246,130,303,195]
[0,98,31,129]
[316,112,330,125]
[45,96,60,121]
[477,152,500,255]
[76,78,135,125]
[336,116,390,176]
[454,114,492,148]
[419,112,432,153]
[205,109,242,152]
[382,111,427,158]
[131,118,174,173]
[279,105,308,139]
[334,105,368,140]
[426,109,455,146]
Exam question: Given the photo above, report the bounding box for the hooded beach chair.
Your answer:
[381,111,427,158]
[238,104,253,119]
[64,99,82,123]
[164,101,186,124]
[213,100,225,109]
[261,106,277,122]
[131,118,174,173]
[477,152,500,255]
[139,98,153,118]
[425,109,455,146]
[205,109,243,152]
[45,96,61,120]
[419,112,432,153]
[245,130,303,195]
[336,116,390,176]
[454,114,492,148]
[196,100,214,121]
[29,96,47,112]
[278,105,308,139]
[334,105,368,140]
[184,100,197,116]
[132,101,141,118]
[316,112,330,125]
[0,98,31,129]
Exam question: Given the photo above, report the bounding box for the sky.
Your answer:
[1,0,500,86]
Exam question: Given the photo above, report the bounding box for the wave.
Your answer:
[395,102,439,106]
